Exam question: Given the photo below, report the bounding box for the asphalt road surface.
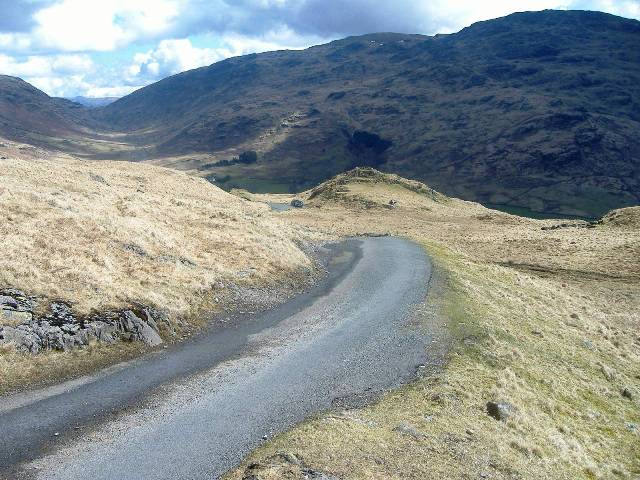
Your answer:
[0,237,434,480]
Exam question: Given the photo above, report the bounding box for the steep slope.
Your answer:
[94,10,640,217]
[0,138,314,392]
[0,75,90,141]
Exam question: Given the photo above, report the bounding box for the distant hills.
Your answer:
[67,96,119,108]
[0,9,639,217]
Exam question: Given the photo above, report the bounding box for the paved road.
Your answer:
[0,237,433,480]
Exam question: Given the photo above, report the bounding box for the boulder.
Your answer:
[121,310,163,346]
[290,199,304,208]
[486,401,514,422]
[86,321,118,343]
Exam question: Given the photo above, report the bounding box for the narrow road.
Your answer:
[0,237,434,480]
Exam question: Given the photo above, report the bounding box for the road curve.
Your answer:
[0,237,433,480]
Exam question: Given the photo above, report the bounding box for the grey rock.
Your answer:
[0,295,18,309]
[276,451,302,466]
[0,286,166,353]
[302,470,339,480]
[121,310,163,346]
[45,301,75,326]
[290,199,304,208]
[140,323,162,347]
[86,321,118,343]
[393,422,427,439]
[122,242,147,257]
[0,326,42,353]
[42,325,66,351]
[486,401,514,422]
[1,309,33,325]
[141,308,159,331]
[73,328,90,346]
[61,323,80,334]
[0,289,37,311]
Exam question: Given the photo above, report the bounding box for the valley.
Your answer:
[0,6,638,480]
[1,10,639,217]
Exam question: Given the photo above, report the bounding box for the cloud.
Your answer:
[167,0,640,38]
[0,0,54,33]
[127,38,223,81]
[35,0,179,52]
[124,29,321,84]
[0,53,92,77]
[0,0,639,97]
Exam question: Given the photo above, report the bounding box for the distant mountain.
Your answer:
[68,96,119,108]
[1,10,639,216]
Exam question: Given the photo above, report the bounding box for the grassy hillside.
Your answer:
[0,140,312,392]
[228,168,640,479]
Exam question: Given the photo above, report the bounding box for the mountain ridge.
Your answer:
[1,9,639,217]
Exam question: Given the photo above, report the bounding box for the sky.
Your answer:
[0,0,638,98]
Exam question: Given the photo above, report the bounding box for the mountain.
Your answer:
[1,10,639,217]
[68,96,119,108]
[0,75,90,140]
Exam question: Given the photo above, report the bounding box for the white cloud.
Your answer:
[127,38,225,81]
[0,33,33,51]
[126,27,326,83]
[31,0,180,52]
[0,53,92,78]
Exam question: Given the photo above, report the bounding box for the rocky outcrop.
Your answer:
[0,288,166,354]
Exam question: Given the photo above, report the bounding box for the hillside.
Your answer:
[228,168,640,480]
[0,75,90,140]
[0,139,312,391]
[0,10,639,216]
[93,9,640,217]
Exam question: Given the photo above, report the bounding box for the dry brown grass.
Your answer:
[229,169,640,480]
[0,140,311,317]
[0,139,313,392]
